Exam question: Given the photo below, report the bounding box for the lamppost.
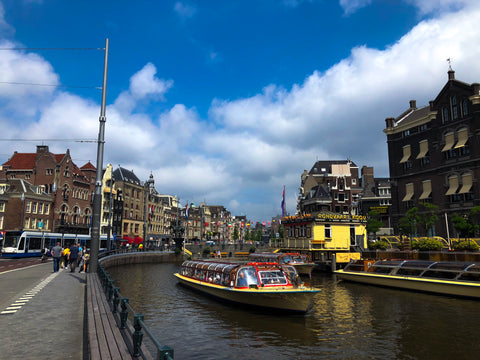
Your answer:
[143,173,154,249]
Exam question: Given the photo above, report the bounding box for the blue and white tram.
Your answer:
[1,230,111,258]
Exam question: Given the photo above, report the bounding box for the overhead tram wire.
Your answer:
[0,139,98,143]
[0,46,106,90]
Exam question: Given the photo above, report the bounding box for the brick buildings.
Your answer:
[384,70,480,238]
[0,145,95,234]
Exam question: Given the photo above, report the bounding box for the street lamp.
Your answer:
[143,173,154,249]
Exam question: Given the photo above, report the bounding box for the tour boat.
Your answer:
[248,252,316,276]
[174,260,321,313]
[335,259,480,299]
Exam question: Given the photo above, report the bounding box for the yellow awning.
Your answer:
[419,180,432,200]
[399,145,411,163]
[445,176,458,195]
[458,174,472,194]
[442,132,454,152]
[402,183,414,201]
[416,140,428,159]
[454,128,468,149]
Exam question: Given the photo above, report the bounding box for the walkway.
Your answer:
[0,260,86,359]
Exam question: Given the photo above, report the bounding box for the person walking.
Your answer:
[51,242,63,272]
[68,243,79,272]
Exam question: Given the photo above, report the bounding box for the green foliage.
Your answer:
[418,203,439,236]
[412,238,444,251]
[368,240,389,250]
[452,240,479,252]
[202,246,211,255]
[366,210,383,235]
[451,206,480,239]
[398,207,420,237]
[233,227,240,241]
[249,246,256,253]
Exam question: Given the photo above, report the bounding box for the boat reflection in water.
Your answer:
[174,260,321,313]
[248,252,316,276]
[335,259,480,299]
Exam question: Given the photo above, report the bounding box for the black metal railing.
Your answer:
[96,258,174,360]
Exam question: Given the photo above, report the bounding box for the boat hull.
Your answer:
[292,263,316,276]
[335,270,480,299]
[174,273,320,313]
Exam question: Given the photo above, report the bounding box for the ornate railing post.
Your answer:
[120,298,129,329]
[160,345,174,360]
[112,287,120,313]
[133,314,144,357]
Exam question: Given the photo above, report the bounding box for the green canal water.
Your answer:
[107,262,480,360]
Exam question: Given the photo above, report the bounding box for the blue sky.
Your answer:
[0,0,478,222]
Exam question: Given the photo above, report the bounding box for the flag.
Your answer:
[281,186,286,217]
[185,202,189,219]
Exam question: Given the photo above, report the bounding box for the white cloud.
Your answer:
[129,62,173,100]
[405,0,473,15]
[173,2,197,20]
[339,0,372,15]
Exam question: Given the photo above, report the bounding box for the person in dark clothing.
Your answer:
[68,243,79,272]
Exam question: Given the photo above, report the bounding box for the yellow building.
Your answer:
[282,212,367,268]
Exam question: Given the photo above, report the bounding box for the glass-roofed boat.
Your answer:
[335,259,480,299]
[174,260,321,313]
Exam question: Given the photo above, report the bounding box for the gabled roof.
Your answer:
[305,184,330,200]
[394,105,431,127]
[81,161,96,171]
[309,160,358,175]
[2,150,66,170]
[113,167,141,186]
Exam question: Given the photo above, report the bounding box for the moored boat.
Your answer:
[248,252,316,276]
[174,260,321,313]
[335,259,480,299]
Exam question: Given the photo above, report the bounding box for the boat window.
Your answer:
[458,265,480,282]
[422,262,474,280]
[236,267,259,287]
[396,261,433,276]
[344,260,372,272]
[422,269,457,280]
[259,270,288,285]
[372,265,396,274]
[281,255,294,264]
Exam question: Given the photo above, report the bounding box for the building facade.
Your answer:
[384,70,480,238]
[297,160,363,216]
[0,145,95,234]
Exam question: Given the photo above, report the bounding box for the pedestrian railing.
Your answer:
[96,260,174,360]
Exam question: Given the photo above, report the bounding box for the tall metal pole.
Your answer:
[90,38,109,273]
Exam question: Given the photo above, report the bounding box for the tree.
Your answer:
[398,207,421,248]
[451,206,480,240]
[366,210,383,238]
[418,203,439,236]
[233,226,240,241]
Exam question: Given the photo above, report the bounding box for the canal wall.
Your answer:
[99,251,179,269]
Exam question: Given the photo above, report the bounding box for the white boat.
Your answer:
[174,260,321,313]
[335,259,480,299]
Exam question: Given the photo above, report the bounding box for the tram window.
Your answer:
[18,238,25,250]
[30,237,42,250]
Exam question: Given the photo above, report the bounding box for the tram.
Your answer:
[1,230,111,258]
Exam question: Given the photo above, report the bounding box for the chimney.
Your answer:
[385,117,395,128]
[448,70,455,81]
[409,100,416,109]
[472,83,480,95]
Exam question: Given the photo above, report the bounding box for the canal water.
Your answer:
[107,262,480,359]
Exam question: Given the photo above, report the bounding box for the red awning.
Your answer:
[134,236,143,244]
[122,236,134,244]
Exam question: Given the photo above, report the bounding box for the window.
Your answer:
[443,106,450,123]
[402,183,414,202]
[45,204,50,215]
[442,132,455,152]
[26,201,31,213]
[46,169,53,175]
[39,203,44,214]
[403,129,410,137]
[445,175,459,196]
[400,145,411,163]
[0,202,4,212]
[462,99,469,117]
[419,123,428,132]
[416,140,428,159]
[32,202,38,213]
[419,180,432,201]
[451,96,458,120]
[325,224,331,238]
[454,128,468,149]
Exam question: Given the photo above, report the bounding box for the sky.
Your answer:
[0,0,479,223]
